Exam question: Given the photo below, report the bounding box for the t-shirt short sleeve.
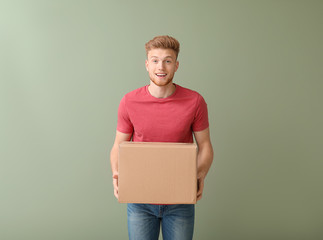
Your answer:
[192,94,209,132]
[117,96,134,134]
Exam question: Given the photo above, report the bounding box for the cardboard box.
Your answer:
[118,142,197,204]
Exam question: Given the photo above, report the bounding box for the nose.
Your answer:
[158,61,165,70]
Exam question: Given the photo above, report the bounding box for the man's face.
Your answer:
[145,48,179,87]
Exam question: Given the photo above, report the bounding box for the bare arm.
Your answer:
[110,130,132,199]
[193,127,214,201]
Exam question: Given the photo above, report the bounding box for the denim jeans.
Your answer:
[127,203,195,240]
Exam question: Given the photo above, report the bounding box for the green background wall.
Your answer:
[1,0,322,239]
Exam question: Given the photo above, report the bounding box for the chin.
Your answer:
[151,78,173,87]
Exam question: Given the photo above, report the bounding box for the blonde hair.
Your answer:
[145,35,180,59]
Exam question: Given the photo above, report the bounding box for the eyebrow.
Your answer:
[151,56,174,59]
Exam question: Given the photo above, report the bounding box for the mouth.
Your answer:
[155,73,167,78]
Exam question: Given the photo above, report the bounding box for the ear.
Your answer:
[145,59,149,71]
[175,60,179,72]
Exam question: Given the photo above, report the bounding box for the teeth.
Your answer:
[156,74,166,76]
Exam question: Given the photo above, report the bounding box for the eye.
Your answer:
[152,60,158,63]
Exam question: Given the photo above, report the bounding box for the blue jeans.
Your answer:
[127,203,195,240]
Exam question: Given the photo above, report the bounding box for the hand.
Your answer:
[112,173,119,200]
[197,177,205,201]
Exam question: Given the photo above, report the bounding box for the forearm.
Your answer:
[197,142,214,179]
[110,131,132,177]
[110,144,119,176]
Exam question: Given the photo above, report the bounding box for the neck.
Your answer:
[148,81,176,98]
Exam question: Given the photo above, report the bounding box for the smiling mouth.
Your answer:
[156,73,167,78]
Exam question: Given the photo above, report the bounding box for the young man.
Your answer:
[110,35,214,240]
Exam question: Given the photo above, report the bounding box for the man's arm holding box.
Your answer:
[110,130,132,199]
[194,127,214,201]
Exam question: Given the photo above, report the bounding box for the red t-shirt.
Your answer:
[117,84,209,142]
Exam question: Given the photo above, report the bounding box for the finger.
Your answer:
[197,192,202,201]
[197,186,202,195]
[197,179,204,201]
[197,180,204,195]
[114,189,119,199]
[113,178,118,191]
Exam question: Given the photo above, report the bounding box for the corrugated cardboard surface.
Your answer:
[118,142,197,204]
